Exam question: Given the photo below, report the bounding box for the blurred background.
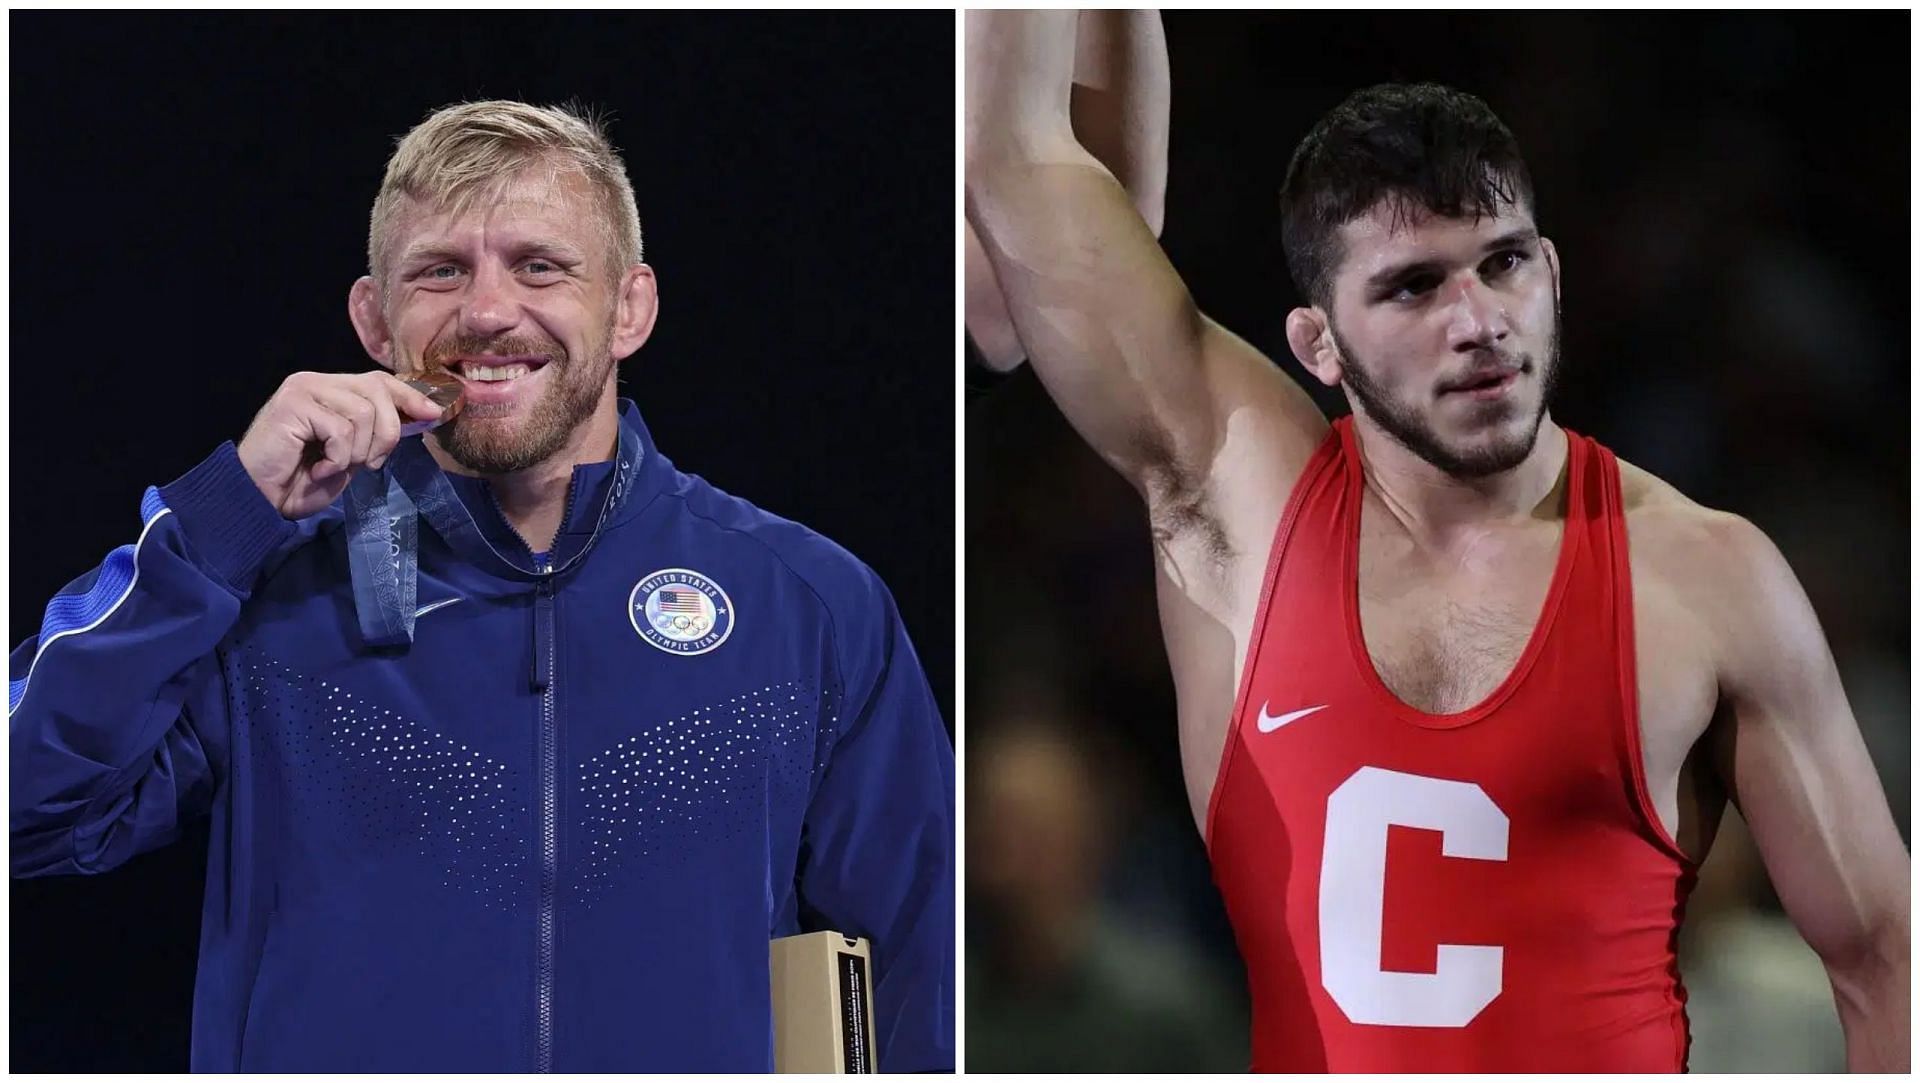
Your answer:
[966,11,1907,1073]
[11,12,952,1071]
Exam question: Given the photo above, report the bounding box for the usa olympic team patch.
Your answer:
[629,568,735,656]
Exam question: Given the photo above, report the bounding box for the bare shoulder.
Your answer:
[1193,318,1331,504]
[1620,456,1780,577]
[1616,455,1805,658]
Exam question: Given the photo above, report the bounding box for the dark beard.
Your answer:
[1333,315,1561,480]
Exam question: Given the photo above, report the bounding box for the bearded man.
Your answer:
[12,100,954,1073]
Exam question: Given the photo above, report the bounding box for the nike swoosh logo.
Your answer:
[412,597,463,620]
[1257,703,1328,733]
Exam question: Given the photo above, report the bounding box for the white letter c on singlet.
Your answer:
[1319,766,1509,1028]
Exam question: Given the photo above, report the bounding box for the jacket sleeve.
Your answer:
[795,565,955,1072]
[10,442,299,877]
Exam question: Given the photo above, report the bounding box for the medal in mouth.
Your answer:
[401,371,466,436]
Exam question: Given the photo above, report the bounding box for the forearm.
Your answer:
[1070,10,1169,233]
[963,225,1027,373]
[1831,921,1909,1071]
[966,10,1109,280]
[966,11,1171,381]
[965,10,1079,169]
[967,9,1258,493]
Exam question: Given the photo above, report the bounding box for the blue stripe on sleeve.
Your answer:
[9,489,175,715]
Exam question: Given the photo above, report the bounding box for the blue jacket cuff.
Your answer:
[157,441,299,591]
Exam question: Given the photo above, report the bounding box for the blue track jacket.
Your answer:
[10,400,955,1072]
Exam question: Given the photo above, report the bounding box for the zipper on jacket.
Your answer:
[480,480,578,1073]
[533,556,558,1073]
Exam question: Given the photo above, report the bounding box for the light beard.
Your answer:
[1333,316,1561,480]
[434,352,614,475]
[419,319,619,475]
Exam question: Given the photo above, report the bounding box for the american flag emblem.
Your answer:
[655,589,708,615]
[629,568,735,656]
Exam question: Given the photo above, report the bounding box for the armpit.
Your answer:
[1137,428,1234,583]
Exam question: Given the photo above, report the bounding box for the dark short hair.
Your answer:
[1280,83,1535,308]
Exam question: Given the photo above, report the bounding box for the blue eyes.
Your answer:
[420,261,563,283]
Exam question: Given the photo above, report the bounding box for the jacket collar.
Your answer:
[392,398,658,578]
[344,399,666,648]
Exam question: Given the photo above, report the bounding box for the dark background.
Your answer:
[10,12,953,1071]
[968,12,1907,1073]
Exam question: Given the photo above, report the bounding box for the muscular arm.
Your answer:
[965,10,1169,373]
[1705,516,1908,1071]
[1067,9,1169,235]
[965,10,1324,515]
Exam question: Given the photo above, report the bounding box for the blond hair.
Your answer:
[367,99,644,287]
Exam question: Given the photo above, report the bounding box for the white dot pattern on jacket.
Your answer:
[571,678,835,905]
[235,653,527,912]
[230,651,842,911]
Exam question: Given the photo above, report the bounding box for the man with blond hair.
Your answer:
[11,99,954,1072]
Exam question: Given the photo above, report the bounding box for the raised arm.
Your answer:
[1706,516,1908,1071]
[965,10,1325,513]
[1065,10,1169,233]
[964,10,1168,373]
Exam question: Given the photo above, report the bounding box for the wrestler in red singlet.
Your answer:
[1209,418,1691,1072]
[968,12,1909,1073]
